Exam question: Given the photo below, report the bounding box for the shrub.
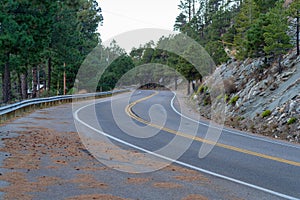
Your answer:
[237,116,245,121]
[217,94,223,100]
[198,85,209,94]
[203,96,211,106]
[67,87,78,95]
[287,117,297,125]
[224,94,229,103]
[224,77,237,95]
[197,84,205,94]
[40,89,58,97]
[261,110,271,118]
[229,95,239,105]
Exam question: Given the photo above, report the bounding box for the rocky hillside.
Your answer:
[193,49,300,142]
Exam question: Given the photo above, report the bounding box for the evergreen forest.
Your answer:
[0,0,299,103]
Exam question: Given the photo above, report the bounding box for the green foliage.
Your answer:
[197,84,208,94]
[224,94,229,103]
[253,0,280,13]
[232,0,292,59]
[205,41,229,65]
[67,87,78,95]
[234,0,260,59]
[217,94,223,100]
[229,95,239,105]
[129,34,212,95]
[173,0,292,62]
[177,57,201,82]
[288,1,300,16]
[39,89,58,98]
[245,14,267,57]
[98,54,135,91]
[263,1,292,56]
[0,0,103,102]
[203,96,211,106]
[237,116,245,121]
[173,0,240,64]
[230,0,292,59]
[221,26,237,46]
[174,13,187,31]
[261,110,272,118]
[287,117,297,125]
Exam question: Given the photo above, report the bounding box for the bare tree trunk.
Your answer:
[188,0,192,22]
[43,75,46,95]
[3,53,11,103]
[187,80,191,95]
[192,0,196,17]
[192,80,196,92]
[48,57,52,92]
[63,62,66,95]
[20,71,28,99]
[297,11,299,56]
[17,73,21,99]
[32,66,37,98]
[37,65,40,98]
[1,73,3,102]
[57,79,60,96]
[278,54,283,74]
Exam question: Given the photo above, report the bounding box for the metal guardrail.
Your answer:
[0,89,129,123]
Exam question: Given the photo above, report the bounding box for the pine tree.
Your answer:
[0,0,103,102]
[174,13,188,31]
[0,0,20,103]
[263,1,292,56]
[245,14,268,57]
[234,0,260,59]
[263,1,292,73]
[178,0,195,22]
[254,0,280,13]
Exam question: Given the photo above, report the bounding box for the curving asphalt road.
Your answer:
[75,90,300,200]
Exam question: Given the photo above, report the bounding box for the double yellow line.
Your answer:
[125,91,300,167]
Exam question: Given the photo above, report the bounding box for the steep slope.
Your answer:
[193,49,300,142]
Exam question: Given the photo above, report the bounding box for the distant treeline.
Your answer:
[0,0,102,103]
[1,0,299,104]
[174,0,299,63]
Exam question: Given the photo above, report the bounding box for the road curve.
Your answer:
[75,90,300,200]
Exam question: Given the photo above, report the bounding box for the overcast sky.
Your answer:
[97,0,180,42]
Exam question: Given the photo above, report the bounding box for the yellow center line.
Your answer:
[125,91,300,167]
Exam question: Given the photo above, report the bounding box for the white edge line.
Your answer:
[170,91,300,150]
[74,93,299,200]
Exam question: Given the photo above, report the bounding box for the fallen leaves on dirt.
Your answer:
[0,127,97,199]
[0,172,62,200]
[64,194,130,200]
[164,165,199,174]
[174,175,210,183]
[126,177,152,184]
[181,194,209,200]
[69,174,108,189]
[152,182,183,189]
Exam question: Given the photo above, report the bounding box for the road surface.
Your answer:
[74,90,300,200]
[1,90,299,199]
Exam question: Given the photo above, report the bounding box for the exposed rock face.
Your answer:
[194,50,300,142]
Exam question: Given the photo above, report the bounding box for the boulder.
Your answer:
[289,100,296,113]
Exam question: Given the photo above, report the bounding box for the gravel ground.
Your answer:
[0,93,284,200]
